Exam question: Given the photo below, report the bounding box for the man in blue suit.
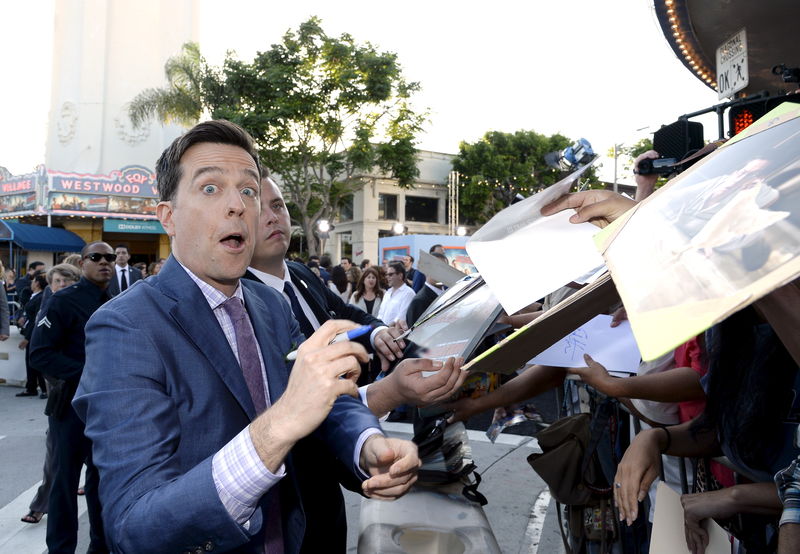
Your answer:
[73,120,420,553]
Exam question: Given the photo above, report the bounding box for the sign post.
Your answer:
[716,28,748,99]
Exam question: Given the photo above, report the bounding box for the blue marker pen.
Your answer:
[285,324,373,361]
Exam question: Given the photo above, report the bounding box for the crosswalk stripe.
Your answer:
[0,468,87,553]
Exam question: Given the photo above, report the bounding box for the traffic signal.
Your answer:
[653,120,705,161]
[728,95,800,135]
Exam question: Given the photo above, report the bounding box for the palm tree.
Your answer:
[128,42,206,129]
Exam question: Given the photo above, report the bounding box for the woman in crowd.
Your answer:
[328,265,351,303]
[349,266,384,316]
[5,267,16,295]
[543,187,800,552]
[148,261,162,277]
[346,265,362,293]
[134,262,148,278]
[616,312,796,554]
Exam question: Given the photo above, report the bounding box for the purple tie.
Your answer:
[222,297,283,554]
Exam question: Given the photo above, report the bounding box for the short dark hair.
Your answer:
[155,120,262,202]
[319,255,332,269]
[33,273,48,290]
[28,261,44,271]
[359,259,370,269]
[430,252,447,263]
[309,255,320,262]
[429,244,443,253]
[114,244,129,253]
[388,261,406,279]
[80,241,111,258]
[341,256,352,264]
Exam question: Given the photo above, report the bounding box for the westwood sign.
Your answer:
[49,165,158,198]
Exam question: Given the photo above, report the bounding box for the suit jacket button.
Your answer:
[204,541,214,551]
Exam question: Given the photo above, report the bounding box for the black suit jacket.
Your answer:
[243,262,386,552]
[21,292,43,340]
[107,265,143,297]
[405,284,440,327]
[244,262,385,349]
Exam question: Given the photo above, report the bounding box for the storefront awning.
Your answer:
[0,221,85,252]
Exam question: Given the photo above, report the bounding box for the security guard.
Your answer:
[30,241,114,554]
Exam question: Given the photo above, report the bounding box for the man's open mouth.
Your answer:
[220,234,245,249]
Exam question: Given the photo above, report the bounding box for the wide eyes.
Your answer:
[201,184,258,198]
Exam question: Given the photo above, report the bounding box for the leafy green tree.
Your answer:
[130,18,425,255]
[452,130,596,225]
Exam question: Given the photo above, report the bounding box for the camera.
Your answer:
[772,64,800,84]
[635,157,678,176]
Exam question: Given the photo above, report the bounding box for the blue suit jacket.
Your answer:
[73,256,381,553]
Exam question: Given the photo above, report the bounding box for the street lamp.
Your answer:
[317,219,333,254]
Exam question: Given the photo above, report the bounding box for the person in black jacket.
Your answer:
[30,242,113,554]
[16,272,48,397]
[244,171,467,552]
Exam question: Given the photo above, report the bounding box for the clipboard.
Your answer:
[463,272,619,374]
[404,278,504,363]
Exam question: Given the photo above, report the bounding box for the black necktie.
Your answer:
[283,282,315,339]
[120,268,128,291]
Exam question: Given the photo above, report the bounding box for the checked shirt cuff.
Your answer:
[212,427,285,525]
[776,456,800,526]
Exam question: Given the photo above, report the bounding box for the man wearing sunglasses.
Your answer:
[29,241,114,554]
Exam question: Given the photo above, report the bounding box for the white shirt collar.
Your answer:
[246,262,290,293]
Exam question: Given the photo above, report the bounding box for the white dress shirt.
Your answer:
[115,264,132,290]
[377,283,415,325]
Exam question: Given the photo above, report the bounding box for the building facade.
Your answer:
[326,150,455,263]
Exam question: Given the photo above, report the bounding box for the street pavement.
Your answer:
[0,383,565,553]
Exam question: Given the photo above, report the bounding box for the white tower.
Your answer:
[45,0,199,174]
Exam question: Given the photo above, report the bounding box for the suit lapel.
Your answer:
[288,264,331,323]
[159,258,256,419]
[243,285,290,405]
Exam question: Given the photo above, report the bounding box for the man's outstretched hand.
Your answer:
[541,190,636,228]
[360,435,421,500]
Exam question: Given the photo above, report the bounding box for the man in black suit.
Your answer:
[244,173,406,373]
[405,252,449,327]
[106,245,142,297]
[244,171,468,549]
[245,172,467,394]
[16,261,45,308]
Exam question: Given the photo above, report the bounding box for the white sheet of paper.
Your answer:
[466,163,605,315]
[417,250,466,288]
[529,314,642,374]
[651,482,730,554]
